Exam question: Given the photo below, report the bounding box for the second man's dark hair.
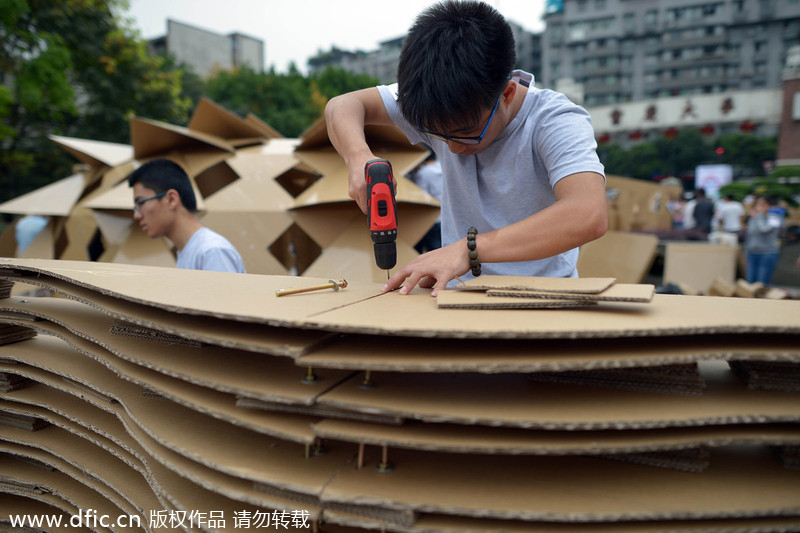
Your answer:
[396,0,516,134]
[127,159,198,213]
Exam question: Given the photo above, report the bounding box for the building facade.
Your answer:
[777,45,800,165]
[542,0,800,108]
[148,20,265,78]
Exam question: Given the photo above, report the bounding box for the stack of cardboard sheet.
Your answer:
[0,258,799,531]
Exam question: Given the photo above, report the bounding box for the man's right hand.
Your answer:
[325,88,395,215]
[347,155,374,215]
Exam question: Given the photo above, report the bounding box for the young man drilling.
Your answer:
[325,0,607,296]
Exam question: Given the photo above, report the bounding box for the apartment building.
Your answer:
[542,0,800,107]
[148,20,265,78]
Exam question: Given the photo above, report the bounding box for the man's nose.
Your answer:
[133,209,142,220]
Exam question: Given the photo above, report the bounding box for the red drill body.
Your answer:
[365,158,398,271]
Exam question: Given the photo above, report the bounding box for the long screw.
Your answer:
[275,279,347,297]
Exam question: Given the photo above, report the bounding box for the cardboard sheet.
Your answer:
[488,283,655,303]
[0,333,319,444]
[0,264,341,354]
[4,259,798,340]
[454,276,616,293]
[0,339,345,505]
[187,97,267,146]
[129,116,235,160]
[319,447,800,522]
[576,230,659,283]
[49,135,134,168]
[311,418,800,456]
[315,364,800,429]
[664,242,740,293]
[0,448,132,523]
[323,508,800,533]
[0,174,85,216]
[0,296,352,405]
[437,290,598,309]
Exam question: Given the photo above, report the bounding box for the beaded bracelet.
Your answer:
[467,226,481,277]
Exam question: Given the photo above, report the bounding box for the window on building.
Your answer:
[623,13,635,32]
[645,10,657,27]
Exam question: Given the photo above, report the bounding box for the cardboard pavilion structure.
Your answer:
[0,98,440,282]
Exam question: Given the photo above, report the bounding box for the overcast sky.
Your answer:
[125,0,547,73]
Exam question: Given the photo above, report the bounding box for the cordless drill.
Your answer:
[365,158,398,272]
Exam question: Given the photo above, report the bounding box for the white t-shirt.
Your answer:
[715,199,745,232]
[378,70,605,281]
[176,227,246,273]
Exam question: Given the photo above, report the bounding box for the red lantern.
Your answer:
[740,121,756,132]
[700,124,715,136]
[598,133,610,144]
[629,130,643,140]
[664,127,679,139]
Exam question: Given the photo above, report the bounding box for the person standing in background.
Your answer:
[714,193,745,240]
[692,188,715,235]
[745,195,781,285]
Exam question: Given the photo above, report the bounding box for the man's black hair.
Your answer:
[396,0,516,134]
[127,159,198,213]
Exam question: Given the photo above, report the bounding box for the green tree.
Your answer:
[714,133,776,176]
[204,64,378,138]
[653,128,710,178]
[1,0,78,200]
[0,0,191,203]
[598,129,777,183]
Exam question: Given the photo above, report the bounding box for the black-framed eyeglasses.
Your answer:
[421,90,503,146]
[133,192,166,212]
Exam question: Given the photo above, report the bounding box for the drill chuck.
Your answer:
[372,242,397,271]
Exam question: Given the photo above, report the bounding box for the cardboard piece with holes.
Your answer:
[291,117,440,283]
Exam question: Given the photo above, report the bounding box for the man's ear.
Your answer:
[502,80,517,105]
[164,189,182,210]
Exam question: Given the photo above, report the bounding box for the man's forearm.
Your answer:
[476,172,608,264]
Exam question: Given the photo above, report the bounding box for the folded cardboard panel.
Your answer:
[311,418,800,456]
[0,275,335,356]
[297,332,800,372]
[320,446,800,522]
[0,340,334,511]
[0,174,85,217]
[315,364,800,429]
[454,276,617,293]
[0,493,93,533]
[2,259,799,339]
[0,453,131,532]
[664,242,740,294]
[576,230,659,284]
[0,332,319,445]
